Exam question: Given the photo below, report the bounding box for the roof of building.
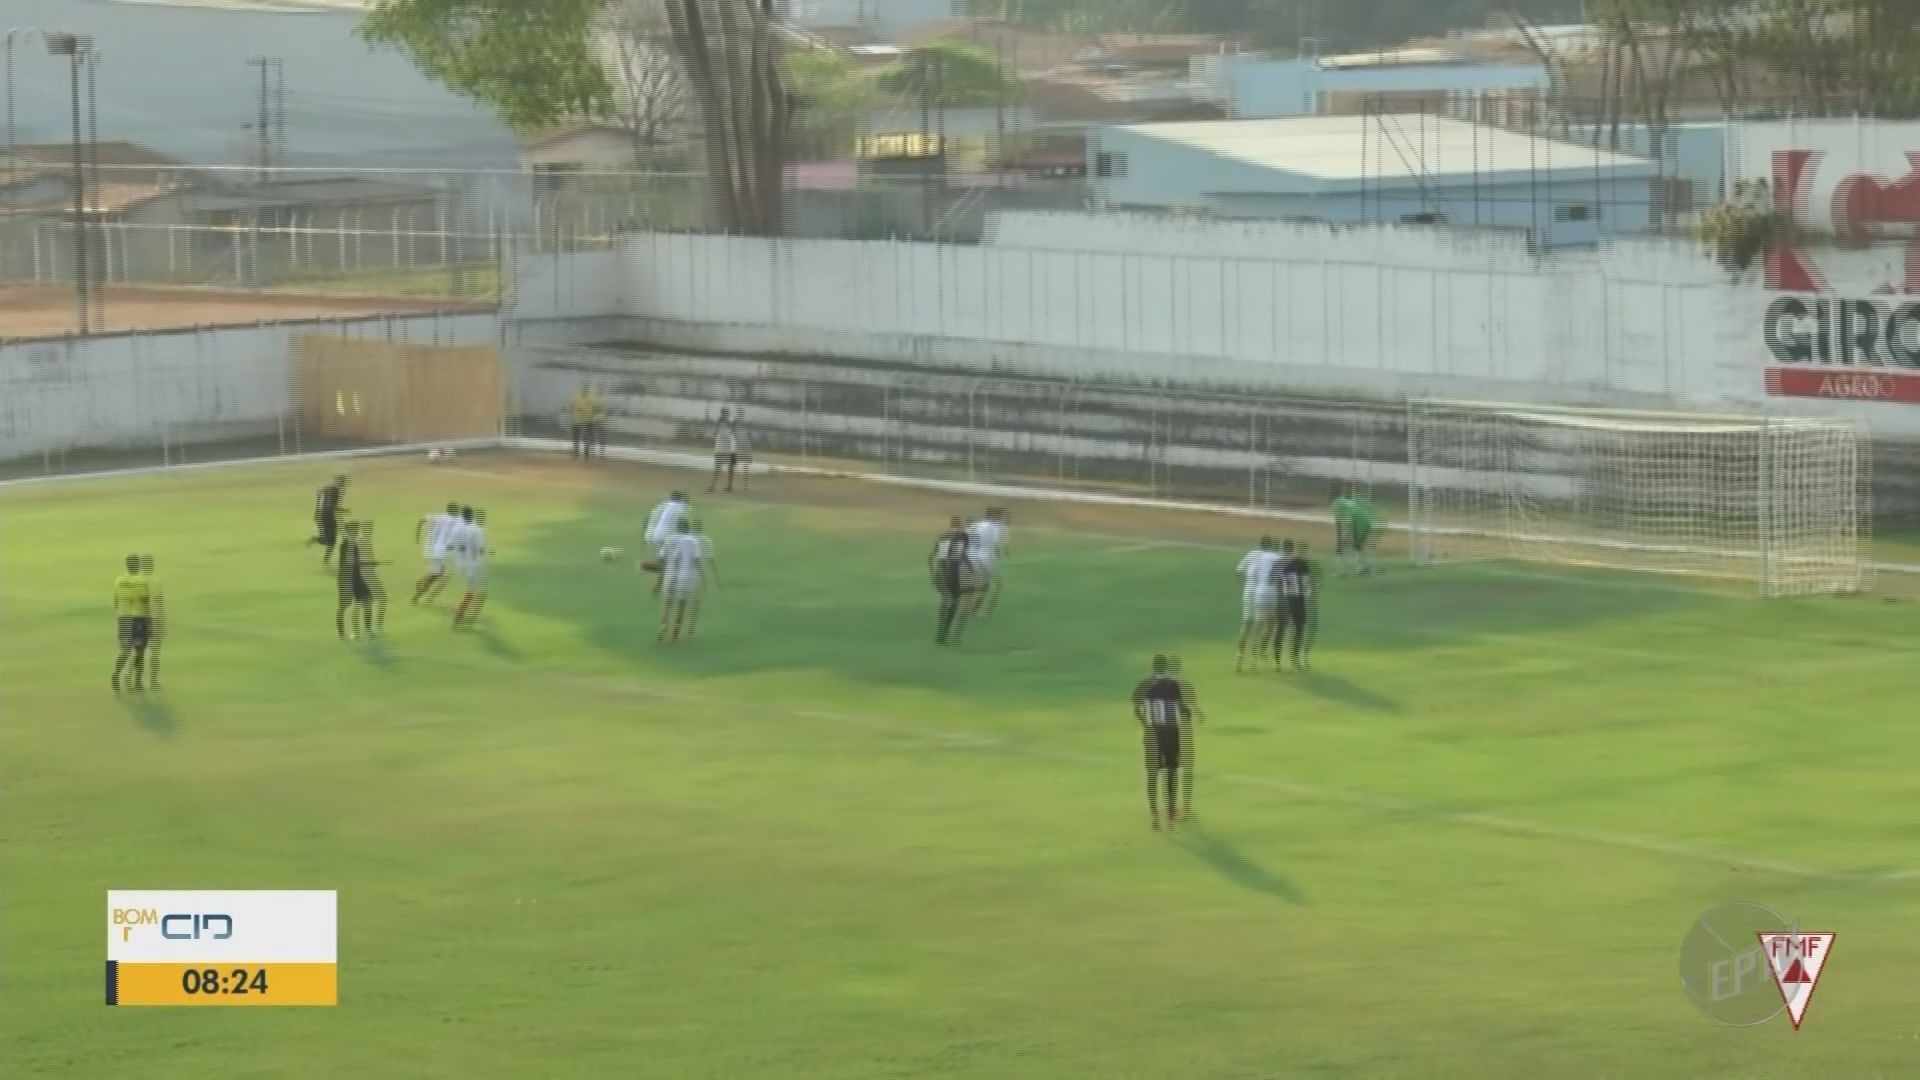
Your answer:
[1092,33,1244,67]
[522,122,635,150]
[180,177,439,212]
[899,19,1091,74]
[1108,115,1656,192]
[4,141,184,170]
[0,178,181,218]
[1315,47,1473,70]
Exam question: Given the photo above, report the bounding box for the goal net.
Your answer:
[1406,399,1869,596]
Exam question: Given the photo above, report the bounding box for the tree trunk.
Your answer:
[664,0,787,235]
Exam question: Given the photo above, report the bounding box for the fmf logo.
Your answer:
[112,907,233,943]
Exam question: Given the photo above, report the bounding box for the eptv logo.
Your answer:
[112,907,233,944]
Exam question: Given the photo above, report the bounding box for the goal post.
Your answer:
[1405,398,1869,596]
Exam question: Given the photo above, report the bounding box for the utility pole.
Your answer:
[4,28,47,190]
[919,49,940,238]
[248,57,284,181]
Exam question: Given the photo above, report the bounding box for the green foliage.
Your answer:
[785,50,875,158]
[877,41,1022,108]
[1700,185,1790,272]
[360,0,616,131]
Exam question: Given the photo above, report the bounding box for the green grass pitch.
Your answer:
[2,452,1917,1079]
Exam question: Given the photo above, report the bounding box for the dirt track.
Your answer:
[0,283,490,341]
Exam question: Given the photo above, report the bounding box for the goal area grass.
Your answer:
[2,451,1916,1079]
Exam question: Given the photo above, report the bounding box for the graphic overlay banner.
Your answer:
[106,891,336,1006]
[1758,931,1836,1030]
[1678,900,1795,1027]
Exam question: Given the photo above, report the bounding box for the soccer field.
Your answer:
[3,452,1916,1079]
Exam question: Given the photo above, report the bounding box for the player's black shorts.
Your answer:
[1144,722,1182,772]
[1284,596,1309,628]
[934,561,965,597]
[338,575,372,603]
[117,615,151,649]
[714,452,739,468]
[315,511,338,547]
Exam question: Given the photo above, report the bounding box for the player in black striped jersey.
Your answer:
[1131,655,1198,830]
[1271,540,1318,670]
[309,474,348,568]
[929,517,974,646]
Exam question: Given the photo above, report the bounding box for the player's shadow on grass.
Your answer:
[122,694,177,738]
[1297,671,1400,713]
[502,502,1171,705]
[354,637,401,669]
[467,623,524,663]
[1174,822,1304,904]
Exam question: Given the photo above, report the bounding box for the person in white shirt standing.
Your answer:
[656,518,710,644]
[1235,536,1283,673]
[412,502,462,605]
[642,491,691,596]
[964,507,1010,618]
[709,409,748,494]
[451,505,489,628]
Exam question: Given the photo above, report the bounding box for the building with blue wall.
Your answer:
[1563,122,1728,222]
[1194,50,1549,120]
[1089,116,1657,248]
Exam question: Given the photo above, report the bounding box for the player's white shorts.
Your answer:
[1243,586,1277,621]
[662,571,702,601]
[968,554,997,582]
[459,560,487,590]
[424,546,448,574]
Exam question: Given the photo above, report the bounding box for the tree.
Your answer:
[785,50,873,158]
[602,0,692,148]
[662,0,789,234]
[360,0,615,131]
[363,0,789,234]
[877,41,1021,108]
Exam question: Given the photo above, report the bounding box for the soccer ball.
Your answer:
[599,546,623,562]
[427,449,444,463]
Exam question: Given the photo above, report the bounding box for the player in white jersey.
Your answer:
[709,409,748,494]
[1234,536,1283,673]
[656,518,710,644]
[643,491,691,596]
[964,507,1009,618]
[450,505,488,628]
[412,502,462,605]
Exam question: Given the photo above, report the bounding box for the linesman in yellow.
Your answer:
[139,553,166,689]
[570,384,605,461]
[113,554,157,694]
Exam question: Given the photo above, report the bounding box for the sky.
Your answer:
[4,0,519,167]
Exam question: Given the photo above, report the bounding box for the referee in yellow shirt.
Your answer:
[570,385,604,460]
[112,555,154,694]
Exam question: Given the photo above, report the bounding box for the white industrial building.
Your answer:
[1088,115,1658,247]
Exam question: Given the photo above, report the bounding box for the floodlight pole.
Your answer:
[46,32,92,337]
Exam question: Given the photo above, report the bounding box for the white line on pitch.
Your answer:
[178,615,1920,886]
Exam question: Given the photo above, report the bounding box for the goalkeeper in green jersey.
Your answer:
[1331,484,1378,575]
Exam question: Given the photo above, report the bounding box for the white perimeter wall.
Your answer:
[0,312,501,461]
[504,210,1920,441]
[616,216,1736,408]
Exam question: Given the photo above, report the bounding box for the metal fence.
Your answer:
[0,164,707,303]
[0,161,1092,310]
